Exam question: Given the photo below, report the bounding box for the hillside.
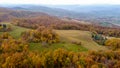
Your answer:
[0,23,119,68]
[55,30,108,51]
[0,7,52,22]
[10,5,82,18]
[7,5,120,27]
[0,7,88,27]
[0,4,120,67]
[0,23,108,52]
[50,5,120,26]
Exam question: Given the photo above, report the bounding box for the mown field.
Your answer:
[0,23,108,52]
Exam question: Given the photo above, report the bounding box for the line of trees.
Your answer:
[12,17,120,38]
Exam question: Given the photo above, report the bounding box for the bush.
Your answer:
[105,38,120,50]
[0,24,12,32]
[21,26,59,44]
[92,33,107,45]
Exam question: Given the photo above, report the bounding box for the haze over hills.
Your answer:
[0,4,120,27]
[49,5,120,25]
[0,7,89,28]
[0,7,52,22]
[7,5,82,18]
[1,4,120,27]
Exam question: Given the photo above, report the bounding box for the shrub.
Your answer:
[105,38,120,50]
[21,26,59,44]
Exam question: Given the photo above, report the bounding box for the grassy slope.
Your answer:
[0,23,29,39]
[29,30,88,52]
[9,25,29,39]
[0,23,87,52]
[29,42,87,52]
[55,30,108,51]
[0,23,108,52]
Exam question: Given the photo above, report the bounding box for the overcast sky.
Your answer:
[0,0,120,5]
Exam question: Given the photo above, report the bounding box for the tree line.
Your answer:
[12,17,120,38]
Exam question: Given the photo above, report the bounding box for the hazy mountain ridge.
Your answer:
[0,4,120,27]
[9,5,82,18]
[51,5,120,26]
[10,5,120,26]
[0,7,54,22]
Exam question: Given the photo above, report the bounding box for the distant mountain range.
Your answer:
[8,5,82,18]
[48,5,120,25]
[0,7,53,22]
[0,4,120,27]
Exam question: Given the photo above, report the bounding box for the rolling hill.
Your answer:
[49,5,120,26]
[9,5,82,18]
[0,23,108,52]
[4,4,119,27]
[0,7,87,26]
[0,7,52,22]
[55,30,108,51]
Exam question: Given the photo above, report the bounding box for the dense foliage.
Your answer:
[1,45,120,68]
[0,33,120,68]
[1,6,120,68]
[12,17,82,30]
[0,24,12,32]
[92,26,120,37]
[105,38,120,50]
[12,17,120,38]
[21,26,59,45]
[92,32,107,45]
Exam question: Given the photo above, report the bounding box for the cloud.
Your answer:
[0,0,120,5]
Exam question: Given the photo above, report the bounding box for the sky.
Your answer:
[0,0,120,5]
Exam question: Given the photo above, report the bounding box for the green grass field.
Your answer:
[0,23,29,39]
[55,30,108,51]
[0,23,108,52]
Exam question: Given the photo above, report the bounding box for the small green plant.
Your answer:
[92,32,107,45]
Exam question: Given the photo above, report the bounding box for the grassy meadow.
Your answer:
[0,23,108,52]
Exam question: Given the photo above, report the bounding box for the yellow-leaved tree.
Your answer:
[105,38,120,50]
[21,26,59,45]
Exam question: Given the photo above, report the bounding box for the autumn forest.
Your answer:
[0,3,120,68]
